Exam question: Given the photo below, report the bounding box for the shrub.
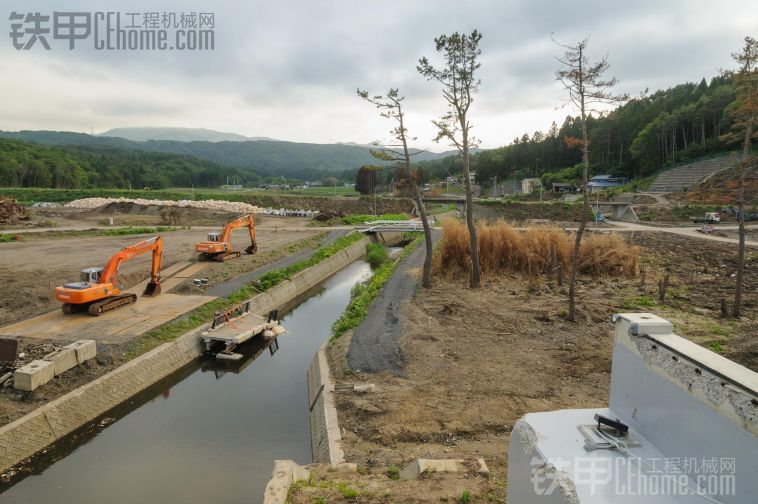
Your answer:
[365,242,388,268]
[386,465,400,480]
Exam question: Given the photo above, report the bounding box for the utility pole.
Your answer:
[493,175,497,198]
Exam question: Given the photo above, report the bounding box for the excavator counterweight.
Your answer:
[55,236,164,316]
[195,214,257,262]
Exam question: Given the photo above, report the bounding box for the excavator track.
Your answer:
[87,293,138,316]
[200,251,242,262]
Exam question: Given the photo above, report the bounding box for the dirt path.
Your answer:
[346,231,440,375]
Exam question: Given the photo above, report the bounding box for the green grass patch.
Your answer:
[341,213,408,225]
[100,226,180,236]
[426,203,457,215]
[459,489,472,504]
[386,465,400,480]
[331,235,422,341]
[709,341,725,353]
[365,242,388,268]
[0,234,20,243]
[338,483,358,499]
[124,232,365,359]
[621,295,658,310]
[708,323,732,338]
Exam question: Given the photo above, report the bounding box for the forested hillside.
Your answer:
[0,130,433,181]
[418,74,740,185]
[0,139,256,189]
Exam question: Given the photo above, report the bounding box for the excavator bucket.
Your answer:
[143,281,162,297]
[245,242,258,255]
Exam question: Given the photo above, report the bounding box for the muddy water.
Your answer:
[1,260,372,504]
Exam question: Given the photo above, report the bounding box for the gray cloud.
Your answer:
[1,0,755,149]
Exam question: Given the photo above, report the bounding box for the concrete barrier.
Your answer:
[0,236,369,473]
[307,340,345,465]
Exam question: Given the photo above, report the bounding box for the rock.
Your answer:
[476,458,490,479]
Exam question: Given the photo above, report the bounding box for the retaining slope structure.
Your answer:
[648,153,740,193]
[0,236,370,474]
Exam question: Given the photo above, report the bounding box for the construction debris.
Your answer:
[66,197,264,214]
[312,209,345,222]
[0,197,29,225]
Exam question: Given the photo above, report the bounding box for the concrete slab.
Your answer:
[43,347,78,376]
[14,360,55,391]
[64,340,96,364]
[170,262,208,279]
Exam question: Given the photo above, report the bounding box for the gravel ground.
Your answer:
[347,230,439,375]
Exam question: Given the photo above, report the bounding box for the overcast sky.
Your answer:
[1,0,755,151]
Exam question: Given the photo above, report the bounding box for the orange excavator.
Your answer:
[195,214,257,262]
[55,236,163,316]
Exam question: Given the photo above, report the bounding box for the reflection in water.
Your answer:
[0,261,372,504]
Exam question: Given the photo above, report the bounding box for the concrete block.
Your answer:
[262,460,310,504]
[64,339,96,364]
[399,458,466,480]
[43,348,78,376]
[14,360,55,391]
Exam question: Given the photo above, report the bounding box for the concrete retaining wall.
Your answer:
[0,236,369,473]
[307,341,345,464]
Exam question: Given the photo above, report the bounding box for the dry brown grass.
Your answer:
[435,220,638,278]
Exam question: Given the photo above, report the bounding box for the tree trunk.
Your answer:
[410,178,433,289]
[462,119,481,288]
[569,110,589,322]
[701,119,706,145]
[733,122,751,317]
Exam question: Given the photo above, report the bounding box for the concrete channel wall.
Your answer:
[0,236,370,473]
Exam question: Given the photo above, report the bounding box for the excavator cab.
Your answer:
[207,232,222,242]
[80,267,104,284]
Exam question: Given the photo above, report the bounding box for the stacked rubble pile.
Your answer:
[0,198,29,225]
[66,197,263,214]
[312,209,344,222]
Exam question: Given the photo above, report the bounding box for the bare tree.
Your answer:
[554,37,627,322]
[418,30,483,288]
[723,36,758,317]
[357,88,434,288]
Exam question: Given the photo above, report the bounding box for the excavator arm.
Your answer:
[220,214,256,252]
[99,236,163,295]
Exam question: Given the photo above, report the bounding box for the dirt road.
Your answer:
[605,220,758,246]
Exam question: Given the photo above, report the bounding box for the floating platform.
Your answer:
[200,301,286,359]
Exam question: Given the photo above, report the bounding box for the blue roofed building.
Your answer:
[586,174,629,192]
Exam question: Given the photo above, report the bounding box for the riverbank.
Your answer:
[297,230,756,503]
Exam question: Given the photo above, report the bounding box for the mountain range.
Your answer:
[0,128,456,180]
